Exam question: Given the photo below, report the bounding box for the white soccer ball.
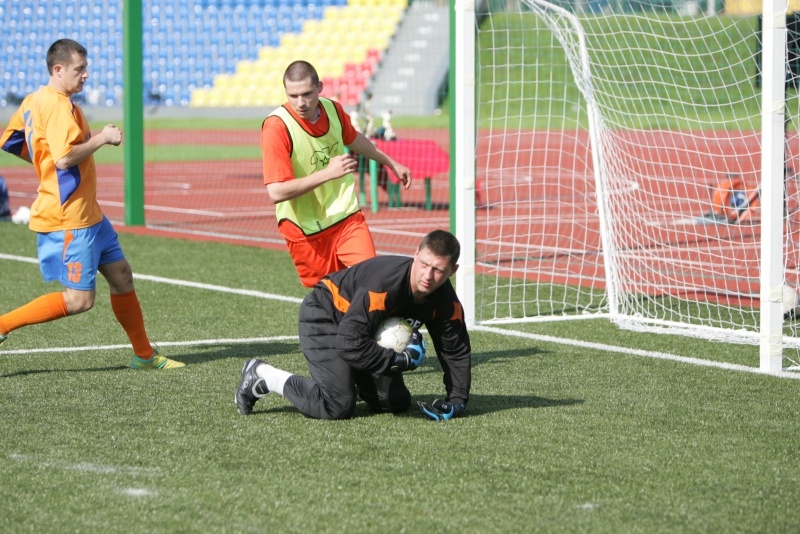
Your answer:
[373,316,413,352]
[783,284,800,319]
[11,206,30,225]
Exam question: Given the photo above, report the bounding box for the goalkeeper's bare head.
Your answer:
[410,230,460,300]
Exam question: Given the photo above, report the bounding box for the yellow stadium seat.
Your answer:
[236,60,257,76]
[220,90,243,107]
[324,5,344,17]
[213,73,235,89]
[303,19,324,34]
[206,91,222,107]
[360,0,402,6]
[280,33,301,48]
[259,48,277,61]
[190,88,209,107]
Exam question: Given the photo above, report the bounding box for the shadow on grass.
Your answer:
[434,393,583,416]
[160,337,551,368]
[0,341,300,376]
[470,345,552,364]
[409,345,552,378]
[377,393,583,419]
[172,341,300,365]
[184,340,549,368]
[238,345,569,418]
[1,365,129,378]
[248,394,582,419]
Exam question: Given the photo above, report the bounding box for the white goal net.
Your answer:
[458,0,800,363]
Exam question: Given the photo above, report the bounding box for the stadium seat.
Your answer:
[0,0,403,108]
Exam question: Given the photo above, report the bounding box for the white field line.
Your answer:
[117,488,158,497]
[133,274,304,304]
[473,325,800,380]
[8,453,161,477]
[0,336,298,356]
[2,253,797,379]
[0,253,39,264]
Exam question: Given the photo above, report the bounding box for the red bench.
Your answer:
[355,138,450,212]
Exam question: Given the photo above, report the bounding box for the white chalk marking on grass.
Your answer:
[0,254,302,303]
[576,503,600,511]
[0,336,298,356]
[8,454,160,477]
[133,274,304,303]
[5,252,799,379]
[474,325,800,380]
[0,253,39,265]
[142,225,287,246]
[118,488,158,497]
[100,199,228,218]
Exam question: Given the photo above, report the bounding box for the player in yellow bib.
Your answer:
[260,60,412,287]
[0,39,183,370]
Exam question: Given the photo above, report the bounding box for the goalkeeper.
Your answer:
[234,230,472,421]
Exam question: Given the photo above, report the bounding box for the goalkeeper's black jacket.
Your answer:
[312,254,472,406]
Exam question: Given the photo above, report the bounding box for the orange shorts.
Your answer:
[281,211,376,288]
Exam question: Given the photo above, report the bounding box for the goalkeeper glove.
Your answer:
[417,399,465,421]
[389,329,426,372]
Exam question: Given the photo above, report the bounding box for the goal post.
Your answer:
[455,0,800,371]
[453,0,477,329]
[760,0,789,371]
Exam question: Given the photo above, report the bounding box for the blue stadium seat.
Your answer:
[277,17,293,33]
[307,5,323,19]
[1,0,385,107]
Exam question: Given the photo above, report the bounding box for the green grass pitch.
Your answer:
[2,223,800,532]
[2,12,800,531]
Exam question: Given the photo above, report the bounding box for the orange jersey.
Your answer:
[260,98,358,186]
[0,86,103,232]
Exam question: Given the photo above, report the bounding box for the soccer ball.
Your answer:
[11,206,30,225]
[783,284,800,320]
[373,317,413,352]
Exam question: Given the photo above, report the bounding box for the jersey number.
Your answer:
[67,262,82,283]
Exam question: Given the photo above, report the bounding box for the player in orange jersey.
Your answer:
[0,39,183,369]
[261,60,412,288]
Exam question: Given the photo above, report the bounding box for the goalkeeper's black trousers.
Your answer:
[284,291,411,420]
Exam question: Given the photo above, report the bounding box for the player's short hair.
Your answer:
[283,60,320,87]
[46,39,87,74]
[419,230,461,267]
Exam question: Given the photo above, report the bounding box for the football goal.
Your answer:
[454,0,800,372]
